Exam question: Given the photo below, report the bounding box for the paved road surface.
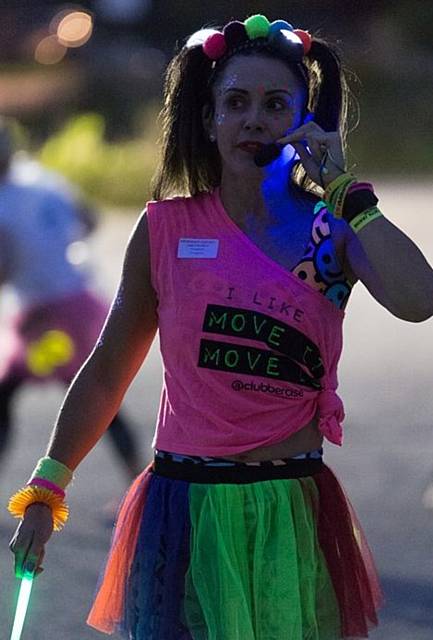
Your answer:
[1,181,432,639]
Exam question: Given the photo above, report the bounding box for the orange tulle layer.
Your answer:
[8,486,69,531]
[87,463,153,632]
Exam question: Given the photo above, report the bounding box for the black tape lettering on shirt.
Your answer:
[202,304,324,379]
[198,339,322,389]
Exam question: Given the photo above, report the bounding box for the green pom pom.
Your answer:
[244,14,270,40]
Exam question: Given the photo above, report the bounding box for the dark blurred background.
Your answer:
[0,0,431,205]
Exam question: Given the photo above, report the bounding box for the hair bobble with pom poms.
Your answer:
[269,20,294,34]
[244,14,270,39]
[293,29,312,54]
[222,21,247,48]
[199,14,312,62]
[202,32,227,59]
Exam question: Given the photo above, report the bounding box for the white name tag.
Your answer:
[177,238,219,259]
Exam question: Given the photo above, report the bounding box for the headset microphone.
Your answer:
[253,112,314,167]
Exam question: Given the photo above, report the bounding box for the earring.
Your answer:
[209,134,216,142]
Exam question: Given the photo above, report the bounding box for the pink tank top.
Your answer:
[147,188,347,456]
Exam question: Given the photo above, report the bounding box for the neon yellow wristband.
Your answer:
[350,207,383,233]
[323,173,356,216]
[323,172,356,201]
[29,456,74,490]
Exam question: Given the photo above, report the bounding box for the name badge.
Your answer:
[177,238,219,259]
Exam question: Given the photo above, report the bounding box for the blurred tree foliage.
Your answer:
[39,110,159,208]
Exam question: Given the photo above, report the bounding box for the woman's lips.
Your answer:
[237,142,264,154]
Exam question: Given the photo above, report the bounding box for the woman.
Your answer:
[8,14,433,639]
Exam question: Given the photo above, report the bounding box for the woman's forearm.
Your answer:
[45,357,129,471]
[354,215,433,322]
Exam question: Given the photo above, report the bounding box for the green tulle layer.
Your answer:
[184,477,341,640]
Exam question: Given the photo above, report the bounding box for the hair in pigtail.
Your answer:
[292,37,352,195]
[308,39,350,142]
[151,43,220,200]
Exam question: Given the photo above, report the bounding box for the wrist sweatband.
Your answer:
[342,189,379,223]
[28,456,73,490]
[324,173,382,230]
[8,456,73,531]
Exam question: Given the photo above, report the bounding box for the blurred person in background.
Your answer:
[0,119,142,488]
[7,12,433,640]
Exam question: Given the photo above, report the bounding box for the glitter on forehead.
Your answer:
[213,52,308,106]
[218,75,300,99]
[219,73,238,93]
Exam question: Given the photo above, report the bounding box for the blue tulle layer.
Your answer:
[122,474,192,639]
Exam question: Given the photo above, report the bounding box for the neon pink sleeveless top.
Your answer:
[147,189,347,456]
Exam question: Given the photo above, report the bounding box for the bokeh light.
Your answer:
[66,240,89,266]
[35,8,93,65]
[34,35,67,65]
[56,11,93,48]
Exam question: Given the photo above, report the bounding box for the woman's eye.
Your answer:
[267,99,286,111]
[227,96,244,109]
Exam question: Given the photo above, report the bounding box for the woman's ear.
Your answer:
[202,103,215,140]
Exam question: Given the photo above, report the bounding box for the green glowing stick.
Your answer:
[10,574,34,640]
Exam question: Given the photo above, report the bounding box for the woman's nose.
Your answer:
[243,106,264,131]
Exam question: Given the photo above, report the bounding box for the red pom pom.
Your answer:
[293,29,312,55]
[203,33,227,60]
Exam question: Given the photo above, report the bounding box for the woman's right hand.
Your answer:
[9,503,54,578]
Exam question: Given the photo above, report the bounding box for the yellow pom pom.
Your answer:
[26,330,75,377]
[244,15,270,40]
[8,486,69,531]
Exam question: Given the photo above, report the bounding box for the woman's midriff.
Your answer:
[223,416,323,462]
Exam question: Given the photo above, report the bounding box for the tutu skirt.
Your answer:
[87,452,383,639]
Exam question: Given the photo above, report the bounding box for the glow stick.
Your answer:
[10,574,34,640]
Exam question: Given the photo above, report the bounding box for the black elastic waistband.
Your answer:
[152,456,323,484]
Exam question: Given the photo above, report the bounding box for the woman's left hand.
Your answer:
[277,121,346,189]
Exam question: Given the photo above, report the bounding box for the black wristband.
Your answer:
[342,189,379,223]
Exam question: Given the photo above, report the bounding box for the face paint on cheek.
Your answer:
[216,112,226,126]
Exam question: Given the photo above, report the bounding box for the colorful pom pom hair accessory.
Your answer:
[187,14,312,65]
